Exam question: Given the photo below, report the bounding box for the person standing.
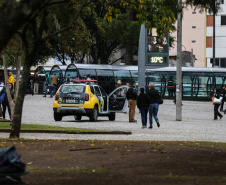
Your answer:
[43,73,53,97]
[51,74,58,95]
[8,71,14,91]
[147,83,160,129]
[33,72,40,94]
[220,85,225,112]
[137,87,150,128]
[213,88,223,120]
[0,83,14,119]
[87,74,91,80]
[167,76,175,97]
[126,81,137,123]
[27,73,34,95]
[65,74,71,83]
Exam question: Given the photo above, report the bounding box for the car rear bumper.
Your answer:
[56,106,86,114]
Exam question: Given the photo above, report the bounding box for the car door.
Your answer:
[93,85,104,112]
[108,86,129,113]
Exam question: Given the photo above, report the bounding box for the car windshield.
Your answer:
[60,85,85,94]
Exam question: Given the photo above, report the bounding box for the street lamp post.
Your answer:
[176,0,182,121]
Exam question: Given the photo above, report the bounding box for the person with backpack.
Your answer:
[213,88,223,120]
[167,76,175,97]
[146,83,160,129]
[0,83,14,119]
[220,85,226,112]
[43,73,53,98]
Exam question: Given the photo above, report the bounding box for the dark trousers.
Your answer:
[140,107,149,127]
[2,101,11,119]
[53,84,58,95]
[214,104,222,119]
[220,99,224,111]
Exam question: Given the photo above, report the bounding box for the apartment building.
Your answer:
[170,1,226,68]
[206,0,226,67]
[169,6,206,67]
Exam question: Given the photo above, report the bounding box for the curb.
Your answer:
[0,129,132,135]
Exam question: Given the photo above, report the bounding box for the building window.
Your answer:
[192,40,196,43]
[220,0,224,4]
[192,12,196,14]
[221,16,226,25]
[192,26,196,29]
[221,58,226,67]
[210,58,226,68]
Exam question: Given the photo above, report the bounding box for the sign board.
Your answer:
[146,28,169,66]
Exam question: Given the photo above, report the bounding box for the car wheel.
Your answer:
[108,112,115,121]
[54,112,62,121]
[90,106,98,122]
[74,115,82,121]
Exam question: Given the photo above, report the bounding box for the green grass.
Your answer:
[0,122,108,132]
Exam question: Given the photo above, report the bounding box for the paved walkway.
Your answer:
[1,95,225,142]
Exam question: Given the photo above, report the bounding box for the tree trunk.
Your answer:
[10,59,31,138]
[125,6,134,65]
[14,55,21,100]
[2,54,15,119]
[125,43,134,65]
[0,0,45,53]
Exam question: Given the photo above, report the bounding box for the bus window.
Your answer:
[78,69,97,80]
[96,69,115,93]
[113,70,131,86]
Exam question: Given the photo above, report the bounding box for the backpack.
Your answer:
[0,89,6,101]
[167,80,174,89]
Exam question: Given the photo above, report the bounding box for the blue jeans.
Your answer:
[149,104,159,127]
[45,85,53,97]
[140,107,149,127]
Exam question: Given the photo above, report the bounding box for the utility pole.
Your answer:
[212,11,216,67]
[176,0,182,121]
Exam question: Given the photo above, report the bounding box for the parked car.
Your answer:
[53,82,128,121]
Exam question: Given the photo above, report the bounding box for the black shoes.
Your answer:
[157,122,160,128]
[43,96,46,97]
[148,126,153,129]
[129,120,137,123]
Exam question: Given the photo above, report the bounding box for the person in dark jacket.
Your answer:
[33,71,40,94]
[0,83,14,119]
[137,87,150,128]
[220,85,225,112]
[213,88,223,120]
[65,74,71,83]
[126,81,137,123]
[146,83,160,129]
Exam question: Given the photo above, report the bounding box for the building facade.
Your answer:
[206,0,226,67]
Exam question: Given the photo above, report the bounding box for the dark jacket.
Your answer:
[147,89,160,104]
[0,87,14,103]
[220,88,225,99]
[33,74,40,83]
[137,93,150,109]
[126,86,137,100]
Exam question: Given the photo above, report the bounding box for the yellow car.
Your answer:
[53,83,128,121]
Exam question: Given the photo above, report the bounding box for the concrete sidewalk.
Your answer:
[1,95,225,142]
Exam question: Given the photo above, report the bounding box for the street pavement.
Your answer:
[1,95,226,142]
